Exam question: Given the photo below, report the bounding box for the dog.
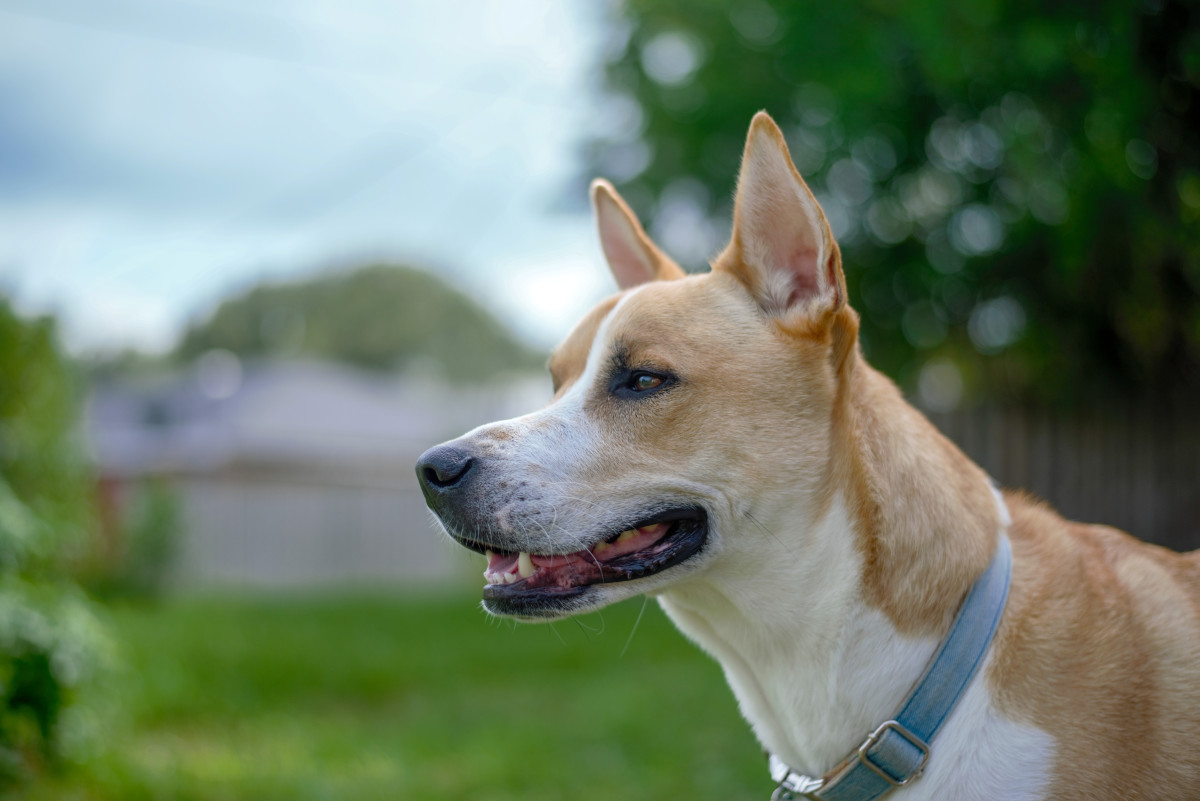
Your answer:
[416,112,1200,800]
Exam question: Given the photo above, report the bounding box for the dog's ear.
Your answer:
[718,112,846,318]
[591,178,686,290]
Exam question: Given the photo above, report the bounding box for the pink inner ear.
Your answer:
[785,246,821,305]
[600,215,654,289]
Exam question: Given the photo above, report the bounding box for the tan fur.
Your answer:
[833,360,999,636]
[992,498,1200,799]
[567,273,839,498]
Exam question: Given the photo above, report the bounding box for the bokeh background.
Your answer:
[2,0,1198,798]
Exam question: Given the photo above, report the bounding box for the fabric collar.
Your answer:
[768,530,1013,800]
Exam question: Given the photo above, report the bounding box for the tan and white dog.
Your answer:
[417,112,1200,800]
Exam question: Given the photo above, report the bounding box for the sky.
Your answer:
[0,0,622,353]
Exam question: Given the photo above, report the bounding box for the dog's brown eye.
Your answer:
[633,373,663,392]
[610,368,673,399]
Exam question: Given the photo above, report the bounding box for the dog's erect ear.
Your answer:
[591,178,686,290]
[718,112,846,317]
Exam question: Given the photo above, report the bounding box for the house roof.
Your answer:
[87,357,546,478]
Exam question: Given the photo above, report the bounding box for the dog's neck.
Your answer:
[658,357,1000,775]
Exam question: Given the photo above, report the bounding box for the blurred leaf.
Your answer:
[0,296,107,787]
[0,480,45,574]
[589,0,1200,408]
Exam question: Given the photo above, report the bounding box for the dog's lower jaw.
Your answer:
[480,588,590,621]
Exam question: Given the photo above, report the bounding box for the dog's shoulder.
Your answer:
[988,492,1200,798]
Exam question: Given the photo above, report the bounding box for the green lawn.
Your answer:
[20,589,766,800]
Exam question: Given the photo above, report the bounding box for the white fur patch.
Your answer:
[990,482,1012,529]
[660,496,938,772]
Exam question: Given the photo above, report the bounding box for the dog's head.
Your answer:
[417,112,860,619]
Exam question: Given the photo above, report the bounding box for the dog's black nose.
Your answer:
[416,444,475,496]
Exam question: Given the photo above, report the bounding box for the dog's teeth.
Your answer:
[618,529,637,542]
[518,552,535,578]
[504,572,518,584]
[594,540,612,554]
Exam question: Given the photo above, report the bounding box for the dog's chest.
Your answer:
[658,598,1056,801]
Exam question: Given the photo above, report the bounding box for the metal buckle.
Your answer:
[771,774,824,801]
[768,754,825,800]
[855,720,930,787]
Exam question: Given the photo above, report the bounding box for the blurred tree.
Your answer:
[175,264,544,382]
[0,297,106,786]
[589,0,1200,408]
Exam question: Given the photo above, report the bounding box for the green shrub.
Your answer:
[83,478,182,600]
[0,297,107,786]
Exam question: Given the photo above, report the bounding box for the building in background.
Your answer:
[87,355,546,588]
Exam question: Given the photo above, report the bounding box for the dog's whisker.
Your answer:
[745,510,784,547]
[571,616,594,640]
[619,595,650,659]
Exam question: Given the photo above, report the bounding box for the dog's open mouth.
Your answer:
[456,507,707,614]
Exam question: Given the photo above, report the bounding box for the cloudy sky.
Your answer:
[0,0,621,353]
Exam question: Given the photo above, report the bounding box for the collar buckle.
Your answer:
[768,754,824,800]
[770,775,824,801]
[853,720,930,787]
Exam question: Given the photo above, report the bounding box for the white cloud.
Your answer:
[0,0,604,353]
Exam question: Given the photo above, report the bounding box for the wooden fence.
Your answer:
[926,404,1200,552]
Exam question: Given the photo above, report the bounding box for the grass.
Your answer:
[19,588,766,800]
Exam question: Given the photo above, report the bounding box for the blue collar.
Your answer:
[769,532,1013,801]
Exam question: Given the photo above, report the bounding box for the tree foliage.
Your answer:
[0,298,105,785]
[176,264,543,382]
[590,0,1200,408]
